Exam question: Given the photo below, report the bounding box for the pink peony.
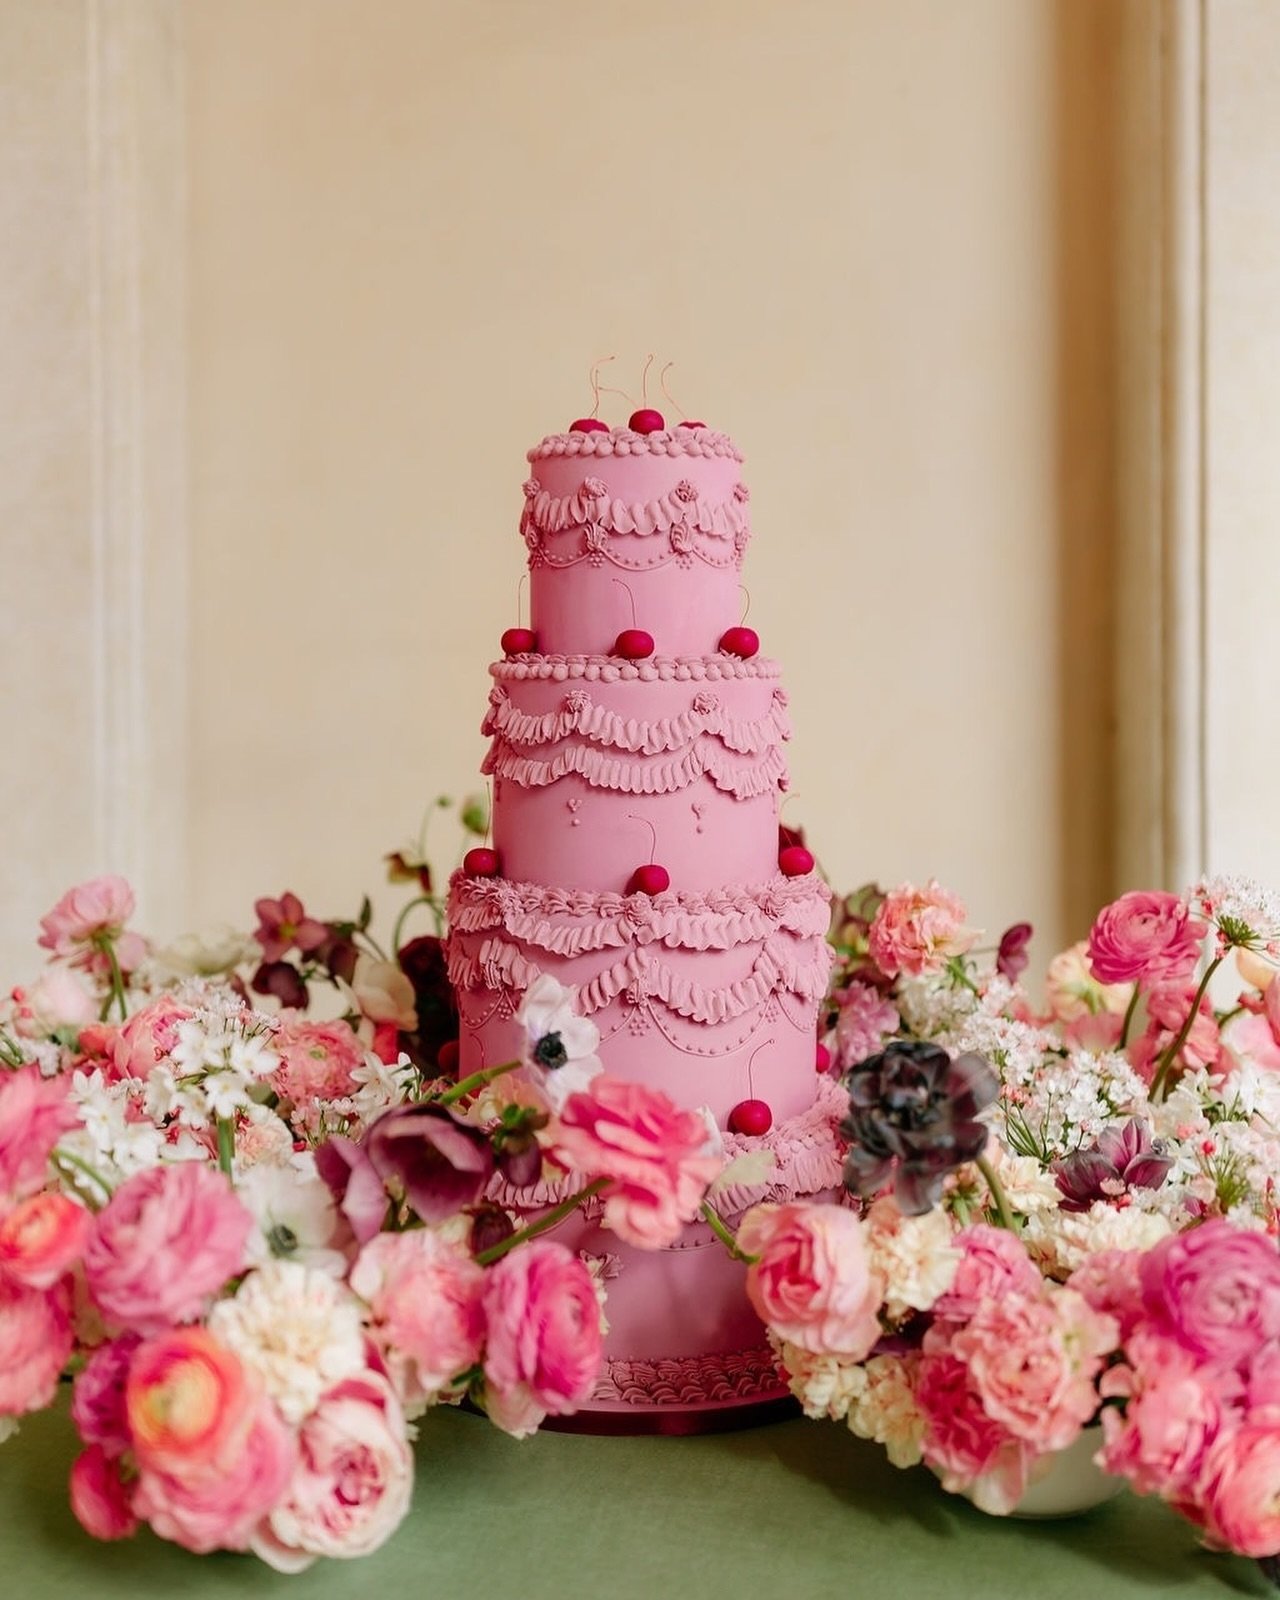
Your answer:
[0,1192,91,1289]
[0,1065,79,1203]
[252,1373,412,1572]
[107,996,194,1081]
[867,880,977,979]
[272,1018,364,1108]
[481,1240,604,1437]
[1140,1218,1280,1370]
[949,1287,1119,1453]
[738,1201,883,1359]
[1086,890,1206,986]
[0,1274,74,1415]
[547,1075,721,1249]
[833,982,900,1070]
[930,1224,1041,1323]
[1098,1329,1230,1500]
[38,874,136,955]
[1247,1340,1280,1422]
[70,1444,139,1541]
[350,1230,485,1403]
[1201,1424,1280,1557]
[72,1332,143,1456]
[10,969,98,1038]
[915,1346,1033,1513]
[84,1164,252,1334]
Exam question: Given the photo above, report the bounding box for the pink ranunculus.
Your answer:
[481,1240,604,1437]
[930,1224,1041,1323]
[1247,1340,1280,1423]
[833,982,900,1070]
[867,880,977,980]
[738,1201,883,1359]
[350,1230,485,1405]
[949,1288,1119,1454]
[1086,890,1207,987]
[1066,1249,1148,1340]
[132,1397,296,1555]
[915,1345,1033,1513]
[0,1274,73,1415]
[72,1332,143,1456]
[1201,1423,1280,1557]
[252,1373,412,1572]
[1140,1218,1280,1369]
[70,1444,139,1541]
[38,875,136,955]
[0,1065,79,1203]
[125,1327,257,1470]
[272,1018,364,1108]
[1098,1329,1230,1500]
[10,969,98,1038]
[0,1191,91,1289]
[547,1075,721,1250]
[84,1164,252,1334]
[108,996,194,1081]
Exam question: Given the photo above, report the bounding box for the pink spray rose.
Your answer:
[1201,1424,1280,1557]
[1098,1329,1230,1501]
[0,1064,79,1203]
[738,1201,883,1359]
[0,1274,73,1415]
[1140,1218,1280,1369]
[0,1191,90,1289]
[481,1240,604,1437]
[72,1332,143,1457]
[1086,890,1206,986]
[867,880,977,979]
[350,1230,485,1403]
[547,1075,721,1249]
[252,1373,413,1572]
[930,1224,1042,1324]
[70,1444,139,1541]
[84,1164,252,1334]
[272,1018,364,1108]
[38,874,136,955]
[915,1345,1032,1514]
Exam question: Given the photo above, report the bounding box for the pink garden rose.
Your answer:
[1201,1424,1280,1557]
[84,1164,252,1334]
[72,1332,143,1457]
[930,1224,1042,1324]
[915,1346,1033,1514]
[0,1273,74,1415]
[548,1075,721,1249]
[1098,1329,1230,1501]
[1140,1218,1280,1369]
[350,1230,485,1403]
[0,1191,90,1289]
[0,1064,79,1203]
[9,969,98,1038]
[107,996,194,1081]
[38,874,136,956]
[738,1201,883,1359]
[70,1444,139,1541]
[1086,890,1206,986]
[272,1018,364,1109]
[252,1373,412,1572]
[867,880,976,980]
[481,1240,604,1437]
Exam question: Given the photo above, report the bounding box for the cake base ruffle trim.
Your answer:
[482,683,790,757]
[589,1345,783,1407]
[482,737,787,800]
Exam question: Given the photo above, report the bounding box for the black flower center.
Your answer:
[267,1223,298,1256]
[533,1031,568,1069]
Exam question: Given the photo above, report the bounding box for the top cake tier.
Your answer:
[522,425,750,658]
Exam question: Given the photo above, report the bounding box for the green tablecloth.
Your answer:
[2,1399,1270,1600]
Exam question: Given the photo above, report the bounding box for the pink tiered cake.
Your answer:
[446,414,838,1431]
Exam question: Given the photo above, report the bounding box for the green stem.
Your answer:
[1149,955,1223,1102]
[437,1059,522,1105]
[976,1152,1016,1233]
[945,956,981,997]
[217,1116,236,1178]
[475,1178,608,1265]
[50,1147,113,1208]
[1117,983,1141,1049]
[701,1200,759,1264]
[391,895,439,958]
[356,928,389,963]
[95,937,128,1023]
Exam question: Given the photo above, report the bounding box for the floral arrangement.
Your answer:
[0,797,740,1569]
[732,874,1280,1580]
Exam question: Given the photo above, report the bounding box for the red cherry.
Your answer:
[626,863,670,896]
[614,629,655,660]
[628,408,665,435]
[437,1039,460,1077]
[569,418,609,434]
[815,1042,833,1074]
[728,1099,773,1137]
[500,627,536,655]
[463,847,500,878]
[778,845,815,877]
[718,626,760,659]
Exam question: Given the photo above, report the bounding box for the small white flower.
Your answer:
[517,974,603,1112]
[152,926,257,979]
[772,1335,868,1422]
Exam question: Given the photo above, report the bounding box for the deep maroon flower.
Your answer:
[253,892,329,964]
[1051,1119,1173,1213]
[398,935,459,1065]
[314,1135,389,1244]
[315,929,359,986]
[364,1104,494,1224]
[251,959,309,1011]
[840,1041,998,1216]
[469,1205,516,1258]
[493,1105,549,1189]
[996,922,1034,981]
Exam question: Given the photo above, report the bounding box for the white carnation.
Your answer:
[1023,1199,1174,1277]
[846,1354,925,1468]
[865,1198,961,1321]
[772,1336,868,1421]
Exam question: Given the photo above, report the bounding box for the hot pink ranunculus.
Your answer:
[0,1274,73,1416]
[930,1224,1041,1324]
[867,880,977,980]
[1201,1423,1280,1557]
[272,1019,364,1109]
[38,875,136,956]
[84,1164,252,1334]
[1098,1329,1229,1500]
[481,1240,604,1437]
[738,1201,883,1359]
[349,1230,485,1405]
[1140,1218,1280,1370]
[548,1075,721,1249]
[0,1065,79,1204]
[251,1373,412,1572]
[72,1332,143,1457]
[915,1345,1033,1513]
[107,996,194,1081]
[0,1191,90,1289]
[1086,890,1206,987]
[70,1444,139,1541]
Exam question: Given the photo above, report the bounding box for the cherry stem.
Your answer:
[475,1177,610,1265]
[612,578,637,628]
[746,1038,775,1101]
[641,352,653,403]
[438,1058,523,1106]
[701,1200,759,1263]
[740,585,751,624]
[659,360,681,417]
[627,814,658,864]
[589,354,615,418]
[517,571,528,629]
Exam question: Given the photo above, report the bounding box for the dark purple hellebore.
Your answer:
[1052,1119,1173,1213]
[364,1103,494,1224]
[251,958,309,1012]
[314,1134,389,1244]
[996,922,1034,982]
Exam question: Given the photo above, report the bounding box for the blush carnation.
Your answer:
[1140,1218,1280,1369]
[915,1346,1032,1514]
[867,880,976,979]
[1065,1249,1148,1340]
[0,1065,79,1203]
[1086,890,1206,986]
[70,1444,139,1541]
[0,1274,74,1416]
[84,1164,252,1334]
[38,874,136,955]
[1098,1329,1230,1500]
[931,1223,1042,1323]
[1201,1424,1280,1557]
[0,1192,91,1289]
[739,1202,883,1358]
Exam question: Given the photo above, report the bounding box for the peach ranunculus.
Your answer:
[1086,890,1207,987]
[125,1327,258,1470]
[84,1164,252,1334]
[0,1192,91,1289]
[351,956,418,1032]
[271,1019,364,1109]
[252,1373,413,1572]
[69,1444,140,1540]
[1200,1424,1280,1557]
[0,1065,79,1204]
[867,880,977,979]
[738,1201,884,1359]
[1044,941,1133,1024]
[481,1240,604,1438]
[38,874,136,955]
[915,1344,1034,1515]
[546,1075,721,1249]
[0,1274,74,1416]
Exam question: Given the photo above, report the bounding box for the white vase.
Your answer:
[1008,1426,1125,1519]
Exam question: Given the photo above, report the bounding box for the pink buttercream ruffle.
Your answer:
[482,684,790,758]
